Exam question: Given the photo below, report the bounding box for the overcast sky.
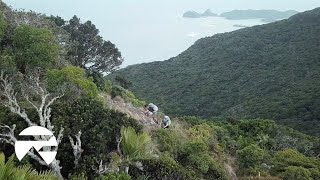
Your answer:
[3,0,320,66]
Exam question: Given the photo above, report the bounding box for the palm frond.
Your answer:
[121,126,152,162]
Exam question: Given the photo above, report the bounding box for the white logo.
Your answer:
[15,126,57,165]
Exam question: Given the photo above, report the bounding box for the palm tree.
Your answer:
[119,126,152,174]
[0,153,58,180]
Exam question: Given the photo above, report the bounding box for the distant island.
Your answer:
[183,9,299,22]
[183,9,218,18]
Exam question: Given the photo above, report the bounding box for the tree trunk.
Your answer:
[50,160,63,179]
[125,166,129,174]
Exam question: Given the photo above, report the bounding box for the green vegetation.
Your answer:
[47,66,99,97]
[98,173,131,180]
[236,144,267,175]
[115,75,132,89]
[0,153,58,180]
[0,1,319,180]
[52,97,142,178]
[118,127,152,173]
[0,14,7,40]
[111,85,146,107]
[49,15,123,74]
[13,24,59,73]
[111,8,320,136]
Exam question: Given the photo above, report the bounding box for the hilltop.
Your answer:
[110,8,320,136]
[183,9,218,18]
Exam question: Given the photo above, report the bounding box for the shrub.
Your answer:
[52,97,142,178]
[236,144,266,176]
[13,24,59,72]
[271,148,319,175]
[97,173,131,180]
[129,154,198,180]
[204,162,229,180]
[153,129,185,155]
[189,123,212,144]
[111,85,145,107]
[309,168,320,180]
[280,166,312,180]
[0,14,7,40]
[90,72,112,93]
[47,66,99,97]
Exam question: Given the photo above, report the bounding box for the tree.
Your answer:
[62,16,123,74]
[46,66,99,98]
[118,126,152,174]
[236,144,266,176]
[0,71,82,179]
[115,76,132,89]
[12,24,59,73]
[257,134,272,150]
[47,16,65,27]
[51,98,142,178]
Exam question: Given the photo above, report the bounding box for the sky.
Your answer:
[3,0,320,67]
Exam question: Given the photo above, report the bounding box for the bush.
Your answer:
[271,148,319,175]
[189,123,212,144]
[111,85,145,107]
[13,24,59,72]
[204,162,229,180]
[309,168,320,180]
[47,66,99,97]
[52,97,142,178]
[115,75,132,89]
[178,141,211,173]
[153,129,185,155]
[0,14,7,40]
[236,144,266,176]
[97,173,131,180]
[90,72,112,93]
[280,166,312,180]
[129,154,198,180]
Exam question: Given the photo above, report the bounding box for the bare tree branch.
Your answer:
[117,136,122,156]
[92,160,109,175]
[68,130,83,167]
[0,71,65,179]
[0,72,37,127]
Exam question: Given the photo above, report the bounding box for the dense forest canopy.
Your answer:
[111,8,320,136]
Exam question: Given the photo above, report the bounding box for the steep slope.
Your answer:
[102,92,320,180]
[102,93,160,132]
[110,8,320,136]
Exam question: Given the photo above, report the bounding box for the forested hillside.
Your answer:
[110,8,320,136]
[0,1,320,179]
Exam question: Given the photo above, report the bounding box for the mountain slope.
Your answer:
[110,8,320,136]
